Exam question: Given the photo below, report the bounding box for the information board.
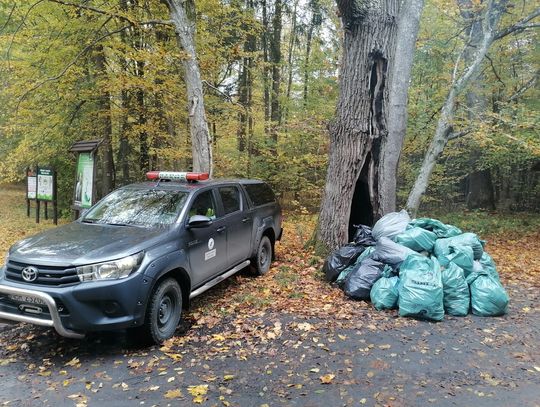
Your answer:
[27,169,37,199]
[37,167,54,201]
[74,152,95,209]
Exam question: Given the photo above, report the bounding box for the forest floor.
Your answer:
[0,185,539,406]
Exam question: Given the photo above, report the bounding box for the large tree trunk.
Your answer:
[93,45,115,196]
[167,0,213,175]
[406,0,508,216]
[459,0,495,210]
[269,0,282,147]
[237,0,256,154]
[317,0,399,251]
[262,0,271,127]
[378,0,425,214]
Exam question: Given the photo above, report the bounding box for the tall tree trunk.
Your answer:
[167,0,213,175]
[270,0,282,147]
[283,0,299,126]
[317,0,399,251]
[406,0,508,216]
[93,44,115,196]
[378,0,424,215]
[262,0,271,127]
[303,1,322,106]
[459,0,495,210]
[136,60,150,173]
[119,90,131,184]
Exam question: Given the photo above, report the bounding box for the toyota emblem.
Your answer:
[21,266,39,282]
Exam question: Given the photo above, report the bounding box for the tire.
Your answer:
[252,236,273,276]
[140,278,183,344]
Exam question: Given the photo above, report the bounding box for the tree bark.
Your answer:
[378,0,424,215]
[317,0,399,251]
[406,0,508,216]
[303,1,321,106]
[167,0,213,175]
[93,44,115,196]
[270,0,283,147]
[284,0,299,125]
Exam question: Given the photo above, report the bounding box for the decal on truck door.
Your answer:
[205,238,216,260]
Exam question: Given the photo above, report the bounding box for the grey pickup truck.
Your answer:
[0,172,282,343]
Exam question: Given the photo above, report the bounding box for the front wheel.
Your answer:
[252,236,273,276]
[140,278,183,344]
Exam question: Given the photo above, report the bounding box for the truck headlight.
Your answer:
[76,252,143,282]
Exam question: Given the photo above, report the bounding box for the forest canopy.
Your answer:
[0,0,538,214]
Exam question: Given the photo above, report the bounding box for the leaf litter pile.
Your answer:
[1,186,539,406]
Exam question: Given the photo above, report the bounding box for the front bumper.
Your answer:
[0,284,84,338]
[0,270,153,338]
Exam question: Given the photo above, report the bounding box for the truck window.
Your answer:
[243,183,276,207]
[189,190,217,219]
[219,186,241,215]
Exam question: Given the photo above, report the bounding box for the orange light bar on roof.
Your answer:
[146,171,209,181]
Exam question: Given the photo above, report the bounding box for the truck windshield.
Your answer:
[82,188,188,227]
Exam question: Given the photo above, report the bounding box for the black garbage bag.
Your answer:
[344,258,384,300]
[323,244,366,283]
[352,224,376,246]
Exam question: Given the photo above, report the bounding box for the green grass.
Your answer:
[422,210,540,236]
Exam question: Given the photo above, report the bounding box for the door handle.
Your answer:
[216,226,227,233]
[242,217,250,223]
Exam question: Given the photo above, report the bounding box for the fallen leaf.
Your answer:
[319,374,335,384]
[164,389,183,399]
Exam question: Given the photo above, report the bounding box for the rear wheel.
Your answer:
[252,236,273,276]
[139,278,182,344]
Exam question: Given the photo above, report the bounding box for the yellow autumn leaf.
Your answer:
[65,357,80,367]
[164,389,183,399]
[223,375,234,381]
[319,374,335,384]
[188,384,209,403]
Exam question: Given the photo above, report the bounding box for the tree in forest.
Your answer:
[166,0,213,175]
[406,0,540,215]
[317,0,425,251]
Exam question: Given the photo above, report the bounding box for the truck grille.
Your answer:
[5,261,80,287]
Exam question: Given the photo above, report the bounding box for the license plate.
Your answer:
[8,295,46,306]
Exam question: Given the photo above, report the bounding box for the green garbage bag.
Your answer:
[395,227,437,253]
[446,245,474,276]
[398,255,444,321]
[409,218,462,239]
[434,233,485,262]
[370,267,399,310]
[479,252,500,281]
[441,263,470,316]
[336,246,375,286]
[467,271,509,317]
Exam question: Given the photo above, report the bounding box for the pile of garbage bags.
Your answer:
[323,210,509,321]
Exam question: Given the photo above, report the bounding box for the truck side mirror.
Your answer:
[187,215,213,228]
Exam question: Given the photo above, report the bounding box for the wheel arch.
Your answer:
[152,267,192,310]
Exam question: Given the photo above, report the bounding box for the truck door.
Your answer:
[217,185,253,266]
[186,189,229,286]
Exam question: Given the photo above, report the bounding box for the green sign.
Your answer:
[74,152,94,208]
[37,168,54,201]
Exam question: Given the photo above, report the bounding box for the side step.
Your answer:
[189,260,250,300]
